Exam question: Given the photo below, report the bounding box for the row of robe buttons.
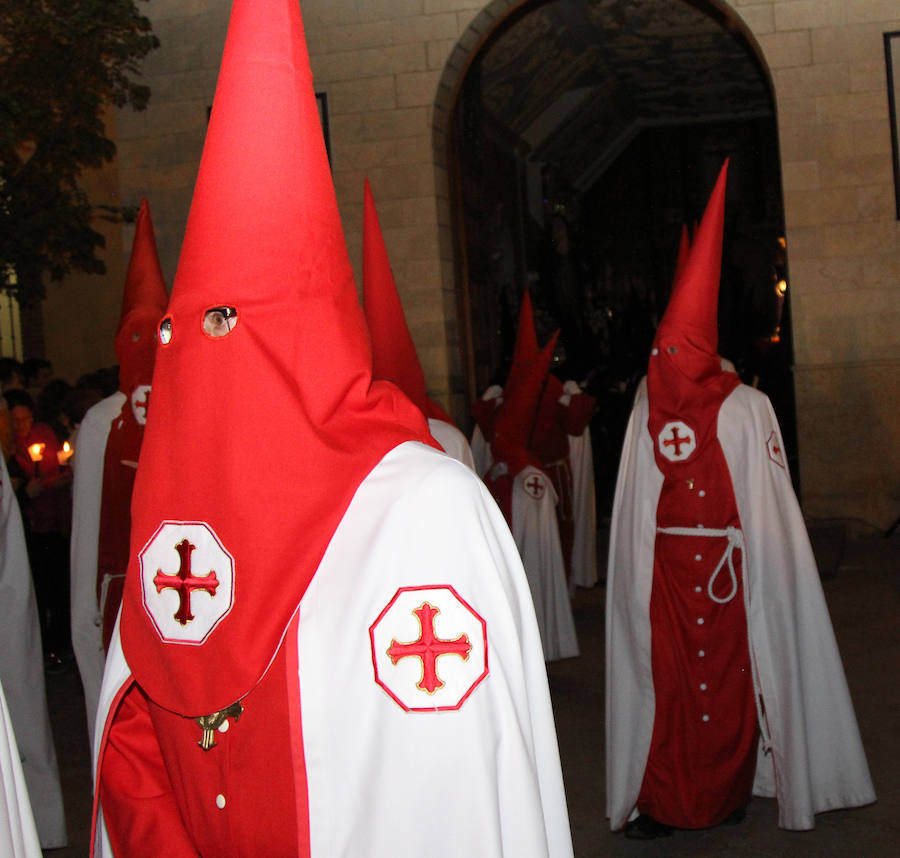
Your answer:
[215,719,230,809]
[697,647,709,722]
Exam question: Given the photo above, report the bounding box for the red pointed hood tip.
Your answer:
[652,159,729,374]
[512,289,539,369]
[119,0,433,716]
[491,330,559,476]
[362,179,457,427]
[115,198,169,392]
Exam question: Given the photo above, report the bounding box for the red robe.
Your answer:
[637,402,759,825]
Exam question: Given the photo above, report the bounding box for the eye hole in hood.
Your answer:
[159,317,173,345]
[203,306,239,338]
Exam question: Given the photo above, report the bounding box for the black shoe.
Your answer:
[624,814,674,840]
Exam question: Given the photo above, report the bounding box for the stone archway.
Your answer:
[430,1,793,481]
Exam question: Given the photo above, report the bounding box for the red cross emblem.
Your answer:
[387,602,471,694]
[370,586,488,712]
[140,521,234,644]
[766,430,786,469]
[131,384,152,425]
[658,420,696,462]
[524,472,546,499]
[153,538,219,626]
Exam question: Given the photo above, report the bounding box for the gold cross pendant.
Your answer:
[195,700,244,751]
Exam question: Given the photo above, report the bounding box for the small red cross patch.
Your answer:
[766,430,786,469]
[140,521,234,644]
[370,585,488,713]
[131,384,152,425]
[524,473,546,499]
[658,420,696,462]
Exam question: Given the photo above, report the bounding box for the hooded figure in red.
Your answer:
[632,159,759,835]
[605,161,873,838]
[362,179,474,467]
[483,321,579,664]
[96,198,169,652]
[471,288,539,456]
[485,329,558,521]
[92,2,574,856]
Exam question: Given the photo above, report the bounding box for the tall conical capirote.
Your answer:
[362,179,453,424]
[652,160,729,372]
[491,330,559,478]
[647,159,738,471]
[114,198,169,394]
[119,0,433,716]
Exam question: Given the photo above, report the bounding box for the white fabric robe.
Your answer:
[606,378,875,830]
[0,453,67,848]
[561,381,597,590]
[70,392,126,747]
[0,679,42,858]
[428,417,475,471]
[93,441,574,857]
[470,384,503,477]
[510,465,579,662]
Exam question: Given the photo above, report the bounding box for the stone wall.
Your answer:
[741,0,900,527]
[85,0,900,527]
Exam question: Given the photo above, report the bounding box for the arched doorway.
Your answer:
[433,0,798,511]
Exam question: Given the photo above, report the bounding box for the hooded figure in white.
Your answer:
[606,160,875,835]
[90,1,573,856]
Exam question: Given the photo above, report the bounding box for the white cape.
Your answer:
[428,417,475,470]
[94,442,573,857]
[70,392,126,747]
[511,465,579,662]
[0,454,67,848]
[0,679,42,858]
[605,379,875,830]
[470,384,503,478]
[561,381,597,590]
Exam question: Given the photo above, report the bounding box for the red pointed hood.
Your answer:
[647,160,738,472]
[490,331,558,478]
[510,289,539,370]
[99,199,169,644]
[650,160,728,391]
[362,179,453,424]
[114,198,169,399]
[120,0,433,716]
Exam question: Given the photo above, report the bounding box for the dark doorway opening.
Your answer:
[448,0,798,513]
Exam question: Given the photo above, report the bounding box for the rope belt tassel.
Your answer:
[656,525,744,603]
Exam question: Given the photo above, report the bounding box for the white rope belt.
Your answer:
[656,525,744,604]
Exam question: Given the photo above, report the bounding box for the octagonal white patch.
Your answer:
[370,585,488,713]
[658,420,697,462]
[140,521,234,645]
[523,471,547,499]
[131,384,152,425]
[766,430,786,470]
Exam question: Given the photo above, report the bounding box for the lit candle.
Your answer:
[57,441,74,466]
[27,442,45,477]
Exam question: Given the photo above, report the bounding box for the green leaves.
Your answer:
[0,0,159,305]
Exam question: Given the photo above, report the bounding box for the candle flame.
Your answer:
[57,441,74,465]
[28,443,45,462]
